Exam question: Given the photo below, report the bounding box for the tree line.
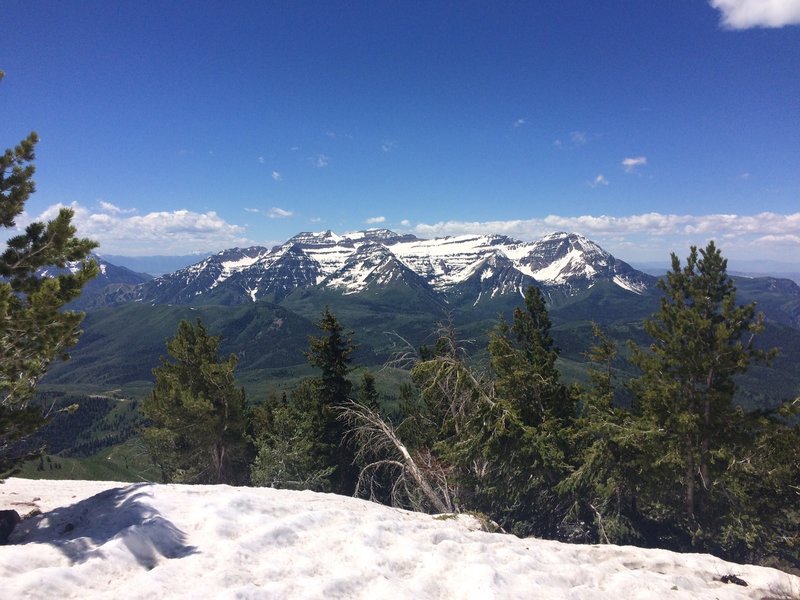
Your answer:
[139,242,798,569]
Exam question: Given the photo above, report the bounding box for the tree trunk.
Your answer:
[685,438,695,524]
[212,443,226,484]
[699,371,714,495]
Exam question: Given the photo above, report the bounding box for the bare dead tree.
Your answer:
[337,399,455,514]
[349,319,514,516]
[382,331,421,371]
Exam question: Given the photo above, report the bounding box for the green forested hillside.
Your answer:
[41,277,800,409]
[43,302,317,387]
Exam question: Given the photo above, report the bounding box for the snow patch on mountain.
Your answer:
[527,247,598,283]
[613,274,647,294]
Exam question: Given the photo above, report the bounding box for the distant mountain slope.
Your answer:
[735,276,800,330]
[38,255,153,310]
[139,246,272,305]
[42,302,316,386]
[100,253,214,276]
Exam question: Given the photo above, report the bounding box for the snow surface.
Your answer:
[613,274,647,294]
[529,249,592,283]
[390,235,511,290]
[2,479,797,599]
[221,255,263,271]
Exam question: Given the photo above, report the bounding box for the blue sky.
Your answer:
[1,1,799,263]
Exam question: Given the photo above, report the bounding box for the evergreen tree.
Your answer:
[249,382,334,491]
[1,70,98,476]
[629,241,773,550]
[306,307,358,495]
[558,324,642,544]
[716,398,800,566]
[307,307,354,406]
[460,286,576,536]
[142,319,251,485]
[359,371,380,411]
[489,286,573,426]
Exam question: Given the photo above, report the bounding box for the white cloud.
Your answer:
[271,171,282,181]
[267,207,293,219]
[555,131,593,149]
[98,200,136,215]
[709,0,800,29]
[412,212,800,262]
[32,202,249,256]
[365,216,386,225]
[400,219,411,227]
[381,140,397,153]
[621,156,647,173]
[98,200,119,214]
[244,206,292,219]
[753,233,800,245]
[570,131,588,147]
[258,156,266,164]
[311,154,330,168]
[513,118,527,128]
[589,175,609,188]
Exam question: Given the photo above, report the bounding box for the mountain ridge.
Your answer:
[85,229,657,308]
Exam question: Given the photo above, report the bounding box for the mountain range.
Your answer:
[82,230,655,309]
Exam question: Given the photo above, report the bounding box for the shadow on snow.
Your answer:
[11,483,196,569]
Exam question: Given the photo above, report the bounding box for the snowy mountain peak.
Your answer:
[519,233,609,282]
[285,230,343,247]
[324,242,426,294]
[512,232,649,292]
[233,243,323,302]
[340,228,417,244]
[452,251,536,305]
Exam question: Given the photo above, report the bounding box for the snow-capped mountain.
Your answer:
[447,250,538,306]
[516,232,650,294]
[98,230,656,307]
[323,242,436,295]
[139,246,271,305]
[223,244,324,303]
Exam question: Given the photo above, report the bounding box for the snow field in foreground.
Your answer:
[1,478,798,599]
